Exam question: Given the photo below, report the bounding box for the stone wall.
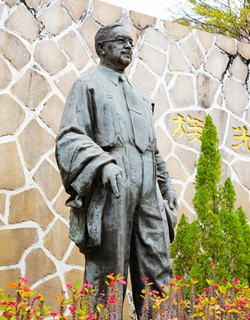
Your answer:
[0,0,250,318]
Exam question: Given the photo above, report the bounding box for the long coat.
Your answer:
[55,67,175,251]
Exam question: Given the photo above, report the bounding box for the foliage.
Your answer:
[170,114,250,292]
[2,273,250,319]
[174,0,250,42]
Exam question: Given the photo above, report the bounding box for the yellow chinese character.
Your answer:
[186,115,204,143]
[232,126,250,152]
[172,114,186,138]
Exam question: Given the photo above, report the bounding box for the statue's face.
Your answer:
[99,26,133,72]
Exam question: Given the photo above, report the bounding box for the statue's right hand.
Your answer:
[101,163,125,198]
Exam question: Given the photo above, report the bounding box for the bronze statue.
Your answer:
[56,22,178,319]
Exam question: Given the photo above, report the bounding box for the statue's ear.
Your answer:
[97,41,105,55]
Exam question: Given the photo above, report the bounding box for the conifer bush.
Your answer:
[170,114,250,292]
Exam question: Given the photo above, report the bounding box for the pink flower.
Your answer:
[108,296,117,303]
[83,282,93,288]
[233,279,240,285]
[61,290,66,294]
[119,280,126,285]
[51,312,58,317]
[141,277,149,281]
[210,262,215,267]
[86,314,97,319]
[66,283,73,289]
[8,301,17,306]
[225,304,232,309]
[19,276,29,282]
[204,287,210,293]
[151,290,159,295]
[175,275,182,280]
[69,306,77,312]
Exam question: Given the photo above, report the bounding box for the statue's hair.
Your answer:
[95,22,124,57]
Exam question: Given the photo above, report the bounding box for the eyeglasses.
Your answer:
[102,37,134,48]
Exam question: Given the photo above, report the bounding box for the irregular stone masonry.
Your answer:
[0,0,249,318]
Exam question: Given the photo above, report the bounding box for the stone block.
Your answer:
[155,125,173,159]
[166,110,206,153]
[0,141,25,190]
[44,219,71,260]
[0,93,25,136]
[64,0,88,21]
[5,3,40,43]
[166,156,188,182]
[65,244,85,266]
[33,276,62,311]
[216,34,236,55]
[230,56,248,83]
[0,268,21,296]
[175,145,197,175]
[33,159,62,201]
[130,11,155,29]
[233,180,250,220]
[18,119,55,170]
[64,269,84,288]
[38,1,71,36]
[53,189,70,220]
[223,78,248,117]
[0,57,12,89]
[169,42,190,72]
[0,228,38,266]
[196,29,214,53]
[5,0,17,7]
[78,17,99,58]
[197,73,219,108]
[183,181,196,210]
[144,27,169,51]
[60,31,89,70]
[238,41,250,60]
[132,62,157,95]
[178,201,196,223]
[55,70,78,98]
[92,0,122,24]
[26,0,39,9]
[226,117,250,157]
[9,188,55,230]
[25,248,57,284]
[182,35,204,70]
[35,40,67,76]
[0,193,6,215]
[0,29,30,70]
[209,109,229,145]
[153,84,169,122]
[205,47,229,80]
[138,43,166,76]
[39,95,64,134]
[164,21,191,40]
[232,160,250,190]
[169,75,195,108]
[11,68,51,110]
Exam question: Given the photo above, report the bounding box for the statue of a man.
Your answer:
[56,22,178,319]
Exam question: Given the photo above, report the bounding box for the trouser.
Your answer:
[84,146,172,319]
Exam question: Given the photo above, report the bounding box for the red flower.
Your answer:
[66,284,73,289]
[210,263,215,267]
[61,290,66,294]
[159,285,165,290]
[86,314,97,319]
[69,306,76,312]
[35,295,41,300]
[51,312,58,317]
[225,304,232,309]
[233,279,240,284]
[213,284,219,290]
[175,275,182,280]
[80,290,85,295]
[141,277,149,281]
[204,287,210,293]
[222,280,227,284]
[108,296,117,303]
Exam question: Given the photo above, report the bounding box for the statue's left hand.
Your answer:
[162,189,178,210]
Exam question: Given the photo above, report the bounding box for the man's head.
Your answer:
[95,23,133,72]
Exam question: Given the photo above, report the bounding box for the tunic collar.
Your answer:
[97,65,133,87]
